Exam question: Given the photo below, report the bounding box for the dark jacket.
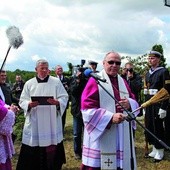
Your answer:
[12,80,25,100]
[70,75,88,117]
[127,72,142,102]
[0,83,18,105]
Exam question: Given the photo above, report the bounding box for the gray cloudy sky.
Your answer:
[0,0,170,71]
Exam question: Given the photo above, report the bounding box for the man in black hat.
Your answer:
[88,60,99,73]
[144,50,170,162]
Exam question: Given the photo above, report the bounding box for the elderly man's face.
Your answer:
[55,66,63,76]
[36,63,49,78]
[103,52,121,76]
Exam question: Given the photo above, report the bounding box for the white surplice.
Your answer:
[19,76,68,147]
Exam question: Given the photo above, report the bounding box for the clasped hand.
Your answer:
[116,98,130,111]
[47,98,60,105]
[9,104,20,114]
[112,113,126,124]
[112,112,135,124]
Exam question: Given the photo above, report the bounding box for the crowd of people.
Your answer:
[0,50,170,170]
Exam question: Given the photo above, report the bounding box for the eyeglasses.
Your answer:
[106,60,121,65]
[126,68,133,73]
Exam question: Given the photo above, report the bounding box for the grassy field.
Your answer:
[12,110,170,170]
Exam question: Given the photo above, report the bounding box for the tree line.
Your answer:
[6,44,170,85]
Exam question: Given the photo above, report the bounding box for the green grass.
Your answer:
[12,110,170,170]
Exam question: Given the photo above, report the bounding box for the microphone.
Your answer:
[1,26,24,70]
[84,69,107,82]
[6,26,24,49]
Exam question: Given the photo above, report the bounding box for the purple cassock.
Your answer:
[80,70,139,170]
[0,100,15,170]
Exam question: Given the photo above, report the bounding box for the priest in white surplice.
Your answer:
[80,52,139,170]
[16,59,68,170]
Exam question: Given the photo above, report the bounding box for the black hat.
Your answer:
[149,51,162,58]
[88,60,98,65]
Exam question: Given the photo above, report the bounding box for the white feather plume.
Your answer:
[6,26,23,49]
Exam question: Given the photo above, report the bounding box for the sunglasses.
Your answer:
[126,68,133,73]
[106,60,121,65]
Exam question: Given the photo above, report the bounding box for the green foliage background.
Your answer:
[7,44,170,86]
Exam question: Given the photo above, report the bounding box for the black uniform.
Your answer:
[145,67,170,149]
